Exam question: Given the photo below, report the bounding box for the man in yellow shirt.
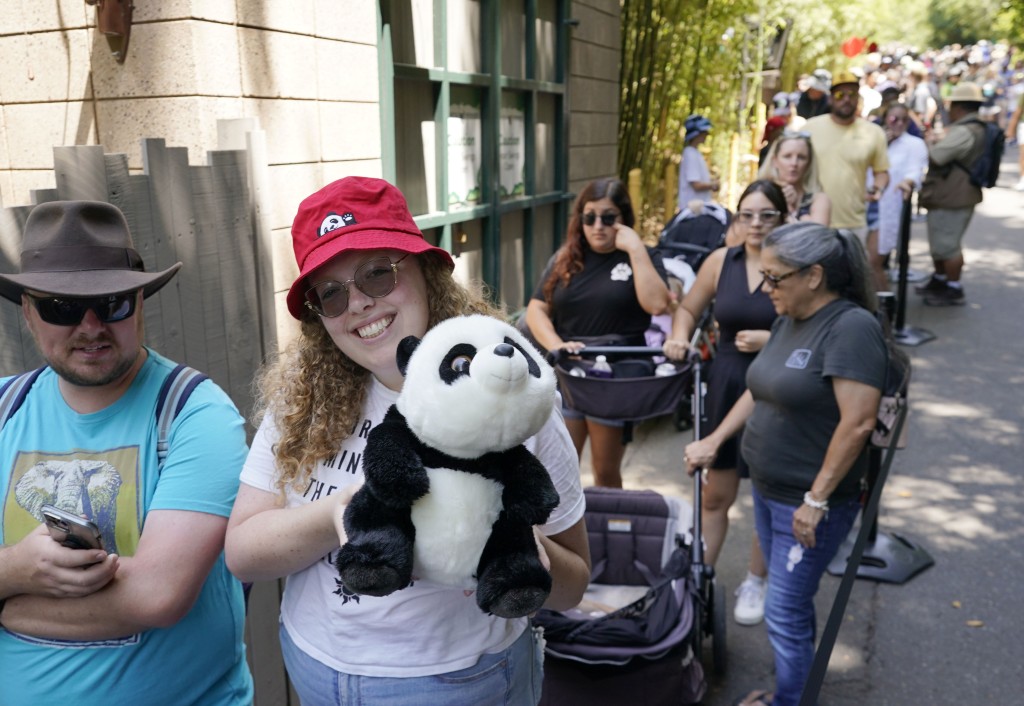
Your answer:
[804,70,890,239]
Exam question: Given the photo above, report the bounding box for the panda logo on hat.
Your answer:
[318,211,358,237]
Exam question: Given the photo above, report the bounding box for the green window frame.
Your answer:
[378,0,572,307]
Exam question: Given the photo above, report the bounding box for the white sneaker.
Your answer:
[1014,178,1024,192]
[733,576,767,626]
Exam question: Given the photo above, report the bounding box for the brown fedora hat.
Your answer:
[0,200,181,304]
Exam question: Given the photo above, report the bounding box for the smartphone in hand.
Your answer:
[41,504,105,551]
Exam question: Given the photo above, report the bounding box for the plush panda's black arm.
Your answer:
[361,407,430,508]
[496,445,560,526]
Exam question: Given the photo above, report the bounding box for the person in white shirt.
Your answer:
[867,103,929,290]
[677,114,719,211]
[224,177,590,706]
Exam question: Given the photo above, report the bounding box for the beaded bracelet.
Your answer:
[803,491,828,511]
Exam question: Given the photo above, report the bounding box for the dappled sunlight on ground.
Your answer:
[963,246,1024,286]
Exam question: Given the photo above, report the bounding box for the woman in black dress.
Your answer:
[664,180,785,626]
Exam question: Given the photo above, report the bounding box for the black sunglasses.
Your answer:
[582,211,619,227]
[304,254,409,318]
[29,292,138,327]
[759,264,812,290]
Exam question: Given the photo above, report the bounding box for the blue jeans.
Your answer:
[279,622,544,706]
[752,487,859,706]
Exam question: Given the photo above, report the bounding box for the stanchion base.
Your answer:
[827,530,935,584]
[894,326,936,347]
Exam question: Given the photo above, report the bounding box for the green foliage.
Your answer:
[927,0,1001,46]
[993,0,1024,46]
[617,0,1017,232]
[618,0,756,229]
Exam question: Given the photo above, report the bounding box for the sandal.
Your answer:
[732,689,774,706]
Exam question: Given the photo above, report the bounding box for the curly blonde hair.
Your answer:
[254,253,503,493]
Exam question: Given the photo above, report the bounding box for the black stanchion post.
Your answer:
[893,192,936,347]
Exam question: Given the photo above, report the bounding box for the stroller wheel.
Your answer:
[711,580,728,675]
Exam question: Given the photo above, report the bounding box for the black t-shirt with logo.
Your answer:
[532,246,668,344]
[741,298,887,505]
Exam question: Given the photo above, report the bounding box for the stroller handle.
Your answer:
[547,346,701,365]
[657,241,713,256]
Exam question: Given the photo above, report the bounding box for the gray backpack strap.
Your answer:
[0,367,48,434]
[154,364,209,470]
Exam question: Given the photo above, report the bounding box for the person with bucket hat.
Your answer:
[916,82,988,306]
[796,68,833,120]
[677,114,720,212]
[224,176,590,705]
[0,201,253,704]
[803,69,891,239]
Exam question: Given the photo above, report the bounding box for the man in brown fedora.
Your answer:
[0,201,252,704]
[917,82,988,306]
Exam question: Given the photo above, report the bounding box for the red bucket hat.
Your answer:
[286,177,454,319]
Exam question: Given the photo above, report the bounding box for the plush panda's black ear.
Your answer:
[396,335,421,376]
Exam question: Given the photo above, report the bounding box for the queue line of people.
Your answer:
[1,50,960,702]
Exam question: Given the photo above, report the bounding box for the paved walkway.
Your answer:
[579,145,1024,705]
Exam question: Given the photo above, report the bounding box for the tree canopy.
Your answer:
[617,0,1021,231]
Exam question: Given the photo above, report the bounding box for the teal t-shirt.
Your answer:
[0,349,253,705]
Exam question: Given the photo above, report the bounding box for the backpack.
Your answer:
[0,363,208,469]
[955,118,1005,188]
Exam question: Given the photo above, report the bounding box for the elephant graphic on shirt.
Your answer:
[15,459,122,552]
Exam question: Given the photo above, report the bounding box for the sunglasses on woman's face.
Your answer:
[582,211,619,227]
[304,254,409,318]
[759,264,812,290]
[28,292,138,327]
[737,209,782,225]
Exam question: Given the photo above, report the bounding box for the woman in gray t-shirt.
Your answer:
[682,223,887,706]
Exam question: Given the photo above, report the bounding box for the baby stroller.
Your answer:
[656,202,731,277]
[547,345,691,426]
[537,349,726,705]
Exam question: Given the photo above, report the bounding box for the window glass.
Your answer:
[448,87,483,210]
[536,0,558,82]
[447,0,482,73]
[535,93,557,193]
[501,0,525,79]
[394,78,437,216]
[390,0,436,67]
[500,92,527,200]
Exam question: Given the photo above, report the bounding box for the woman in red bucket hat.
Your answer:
[225,177,589,705]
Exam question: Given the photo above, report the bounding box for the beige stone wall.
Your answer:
[0,1,621,342]
[0,0,383,345]
[568,0,621,194]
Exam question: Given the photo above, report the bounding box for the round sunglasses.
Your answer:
[304,254,409,318]
[28,292,137,327]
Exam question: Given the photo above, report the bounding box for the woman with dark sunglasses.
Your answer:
[664,180,785,628]
[525,178,671,488]
[757,131,832,226]
[224,177,591,706]
[684,223,887,706]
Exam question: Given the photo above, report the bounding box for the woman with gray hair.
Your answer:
[683,223,888,706]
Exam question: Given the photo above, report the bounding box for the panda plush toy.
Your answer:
[335,314,561,618]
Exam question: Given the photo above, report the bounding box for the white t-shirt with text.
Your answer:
[240,377,585,677]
